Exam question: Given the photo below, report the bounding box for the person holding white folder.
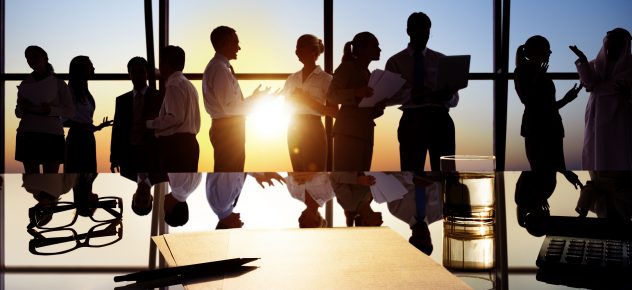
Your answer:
[385,12,460,172]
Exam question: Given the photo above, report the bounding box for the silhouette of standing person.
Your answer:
[385,12,460,172]
[283,34,337,172]
[203,26,271,172]
[514,35,583,188]
[111,57,167,216]
[570,28,632,170]
[64,56,112,173]
[15,46,75,173]
[327,32,385,171]
[146,45,201,172]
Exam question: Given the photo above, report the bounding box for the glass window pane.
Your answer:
[5,81,135,173]
[506,80,587,170]
[333,0,493,73]
[169,0,323,74]
[510,0,632,72]
[5,0,147,73]
[373,81,494,171]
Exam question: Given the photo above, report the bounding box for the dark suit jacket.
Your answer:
[327,60,383,144]
[110,87,164,181]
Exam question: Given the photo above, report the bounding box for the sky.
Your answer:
[3,0,632,172]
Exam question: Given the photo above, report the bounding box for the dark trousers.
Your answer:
[525,136,566,171]
[287,115,327,171]
[398,107,455,172]
[65,126,97,173]
[157,133,199,172]
[333,134,373,171]
[210,117,245,172]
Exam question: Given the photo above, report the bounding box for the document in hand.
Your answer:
[436,55,471,90]
[365,172,408,203]
[359,69,406,107]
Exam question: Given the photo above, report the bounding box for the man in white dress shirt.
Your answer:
[203,26,271,172]
[147,45,201,172]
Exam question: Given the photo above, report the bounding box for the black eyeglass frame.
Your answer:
[27,219,123,255]
[27,196,123,230]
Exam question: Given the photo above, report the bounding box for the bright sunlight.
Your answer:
[248,95,292,138]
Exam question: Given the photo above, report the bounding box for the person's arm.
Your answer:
[570,45,599,91]
[206,173,245,220]
[514,66,542,106]
[384,58,410,106]
[50,79,75,118]
[146,84,186,130]
[110,98,122,172]
[556,83,583,109]
[327,63,371,106]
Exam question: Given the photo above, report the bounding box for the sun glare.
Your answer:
[248,95,292,138]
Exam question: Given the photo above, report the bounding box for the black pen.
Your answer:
[114,257,259,282]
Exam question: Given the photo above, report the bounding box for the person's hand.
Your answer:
[254,172,286,188]
[94,116,114,131]
[562,83,583,103]
[251,84,272,99]
[354,86,374,99]
[569,45,588,64]
[562,170,584,190]
[357,175,376,186]
[538,61,549,75]
[110,163,120,173]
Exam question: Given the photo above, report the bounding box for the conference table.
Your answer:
[1,171,629,289]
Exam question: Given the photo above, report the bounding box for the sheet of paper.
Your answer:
[155,228,472,290]
[366,172,408,203]
[359,69,406,107]
[436,55,471,90]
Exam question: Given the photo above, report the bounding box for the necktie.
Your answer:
[415,184,426,223]
[413,50,426,89]
[229,65,236,76]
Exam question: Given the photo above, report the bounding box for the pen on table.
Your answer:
[114,257,259,282]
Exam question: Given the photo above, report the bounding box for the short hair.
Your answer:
[297,34,325,55]
[127,56,148,73]
[407,12,431,30]
[210,26,236,50]
[161,45,185,71]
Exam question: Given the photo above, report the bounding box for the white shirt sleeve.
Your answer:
[205,173,246,219]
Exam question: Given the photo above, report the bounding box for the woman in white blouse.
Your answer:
[282,34,337,172]
[15,46,74,173]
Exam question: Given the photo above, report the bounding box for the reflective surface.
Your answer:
[2,171,631,289]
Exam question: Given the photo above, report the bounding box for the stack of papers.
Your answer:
[358,69,406,107]
[365,172,409,203]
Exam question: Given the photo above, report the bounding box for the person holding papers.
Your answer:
[282,34,336,172]
[327,32,385,171]
[385,12,460,172]
[15,46,75,173]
